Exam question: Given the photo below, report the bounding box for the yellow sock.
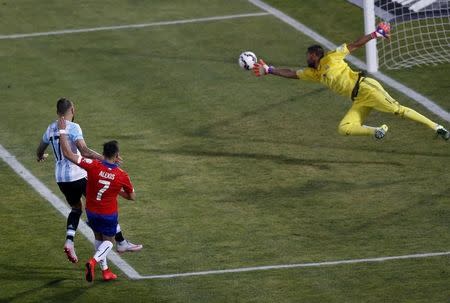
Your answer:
[338,123,375,136]
[398,106,437,130]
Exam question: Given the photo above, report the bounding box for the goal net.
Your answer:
[375,0,450,69]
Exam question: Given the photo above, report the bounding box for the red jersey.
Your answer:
[77,157,134,215]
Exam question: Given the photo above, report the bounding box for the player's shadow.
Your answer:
[187,87,328,138]
[0,263,98,303]
[327,142,450,158]
[211,136,450,159]
[0,278,90,303]
[0,279,63,303]
[145,148,403,169]
[232,177,421,203]
[183,87,448,159]
[0,263,75,281]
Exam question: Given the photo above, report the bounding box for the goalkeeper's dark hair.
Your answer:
[56,97,73,115]
[307,45,325,59]
[103,140,119,159]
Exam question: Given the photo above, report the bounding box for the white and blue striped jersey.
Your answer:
[42,120,87,183]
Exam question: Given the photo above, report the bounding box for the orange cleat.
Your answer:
[85,258,97,282]
[102,268,118,281]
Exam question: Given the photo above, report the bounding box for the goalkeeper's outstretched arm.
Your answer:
[253,59,298,79]
[270,67,298,79]
[347,34,374,53]
[348,22,391,53]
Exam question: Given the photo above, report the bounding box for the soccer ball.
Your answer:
[238,51,257,70]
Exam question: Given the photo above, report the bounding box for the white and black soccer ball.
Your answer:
[238,51,257,70]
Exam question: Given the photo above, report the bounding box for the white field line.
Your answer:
[1,9,449,280]
[140,251,450,279]
[248,0,450,122]
[1,143,449,280]
[0,12,269,40]
[0,144,142,280]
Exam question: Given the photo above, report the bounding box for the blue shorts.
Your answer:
[86,210,118,237]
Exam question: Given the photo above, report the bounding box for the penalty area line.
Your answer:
[0,144,142,280]
[0,12,270,40]
[139,251,450,280]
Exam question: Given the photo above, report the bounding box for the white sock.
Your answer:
[362,125,376,130]
[99,259,108,270]
[66,229,76,238]
[93,241,113,263]
[95,240,108,270]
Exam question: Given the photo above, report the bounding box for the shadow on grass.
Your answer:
[210,136,450,159]
[187,88,328,138]
[0,263,104,303]
[0,263,77,281]
[145,147,403,169]
[253,137,450,158]
[0,279,62,303]
[181,85,448,159]
[0,278,92,303]
[231,177,422,204]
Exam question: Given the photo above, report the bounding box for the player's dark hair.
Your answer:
[56,97,73,115]
[103,140,119,159]
[307,45,324,59]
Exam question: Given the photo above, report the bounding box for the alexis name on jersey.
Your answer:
[99,171,115,180]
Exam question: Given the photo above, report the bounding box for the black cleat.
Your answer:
[436,125,449,140]
[374,124,388,140]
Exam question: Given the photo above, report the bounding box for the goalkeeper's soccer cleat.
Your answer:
[436,125,449,140]
[116,240,143,253]
[102,268,118,281]
[85,258,97,282]
[374,124,389,140]
[63,240,78,263]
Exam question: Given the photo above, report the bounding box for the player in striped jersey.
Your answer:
[36,98,142,264]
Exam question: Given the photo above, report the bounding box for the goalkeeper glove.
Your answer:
[371,22,390,39]
[253,59,274,77]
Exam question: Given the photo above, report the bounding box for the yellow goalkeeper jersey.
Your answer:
[296,44,359,98]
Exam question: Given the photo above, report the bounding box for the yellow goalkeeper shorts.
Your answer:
[341,77,401,126]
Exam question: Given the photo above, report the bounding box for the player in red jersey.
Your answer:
[57,117,136,282]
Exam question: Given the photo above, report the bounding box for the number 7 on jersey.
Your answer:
[96,180,110,201]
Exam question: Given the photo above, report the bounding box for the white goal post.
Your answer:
[361,0,450,72]
[364,0,379,72]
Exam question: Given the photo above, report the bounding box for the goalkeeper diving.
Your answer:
[253,22,449,140]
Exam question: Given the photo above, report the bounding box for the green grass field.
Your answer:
[1,0,449,302]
